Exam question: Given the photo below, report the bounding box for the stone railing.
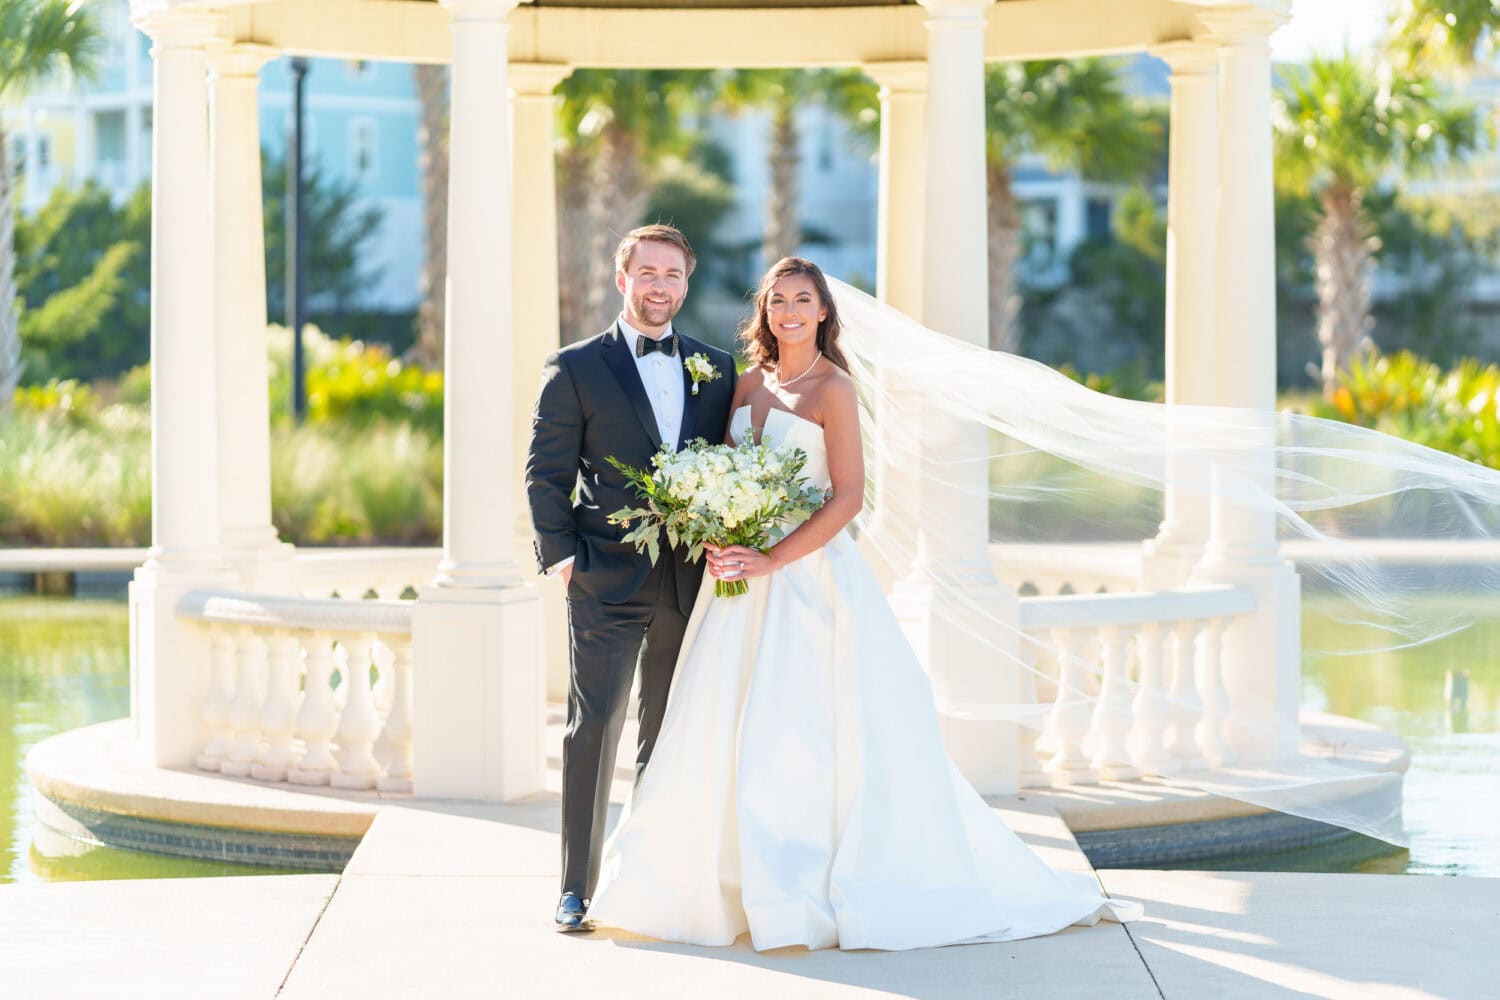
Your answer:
[989,541,1141,596]
[178,591,414,793]
[292,547,442,601]
[1013,583,1257,788]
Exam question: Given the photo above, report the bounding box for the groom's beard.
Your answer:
[628,290,684,330]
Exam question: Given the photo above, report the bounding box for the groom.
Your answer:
[526,224,737,932]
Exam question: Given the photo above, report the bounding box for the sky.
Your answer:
[1271,0,1391,61]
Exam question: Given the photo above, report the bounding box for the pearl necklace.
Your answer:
[775,350,822,388]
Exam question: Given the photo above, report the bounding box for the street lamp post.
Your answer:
[286,56,309,423]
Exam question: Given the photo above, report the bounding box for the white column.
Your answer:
[892,0,1021,795]
[414,0,543,801]
[510,62,573,703]
[1141,41,1219,590]
[1191,7,1301,764]
[209,43,292,591]
[870,61,927,320]
[860,60,927,589]
[141,15,222,572]
[128,10,235,769]
[436,0,522,589]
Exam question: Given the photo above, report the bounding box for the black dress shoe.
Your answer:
[555,893,593,933]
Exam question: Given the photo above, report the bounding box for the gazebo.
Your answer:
[123,0,1302,805]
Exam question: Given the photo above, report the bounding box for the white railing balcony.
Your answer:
[178,591,415,794]
[292,547,441,601]
[990,541,1141,596]
[1013,583,1257,789]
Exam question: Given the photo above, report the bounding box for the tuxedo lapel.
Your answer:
[676,335,699,450]
[600,323,664,452]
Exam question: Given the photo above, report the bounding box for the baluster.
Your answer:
[331,633,383,789]
[196,627,236,771]
[372,639,395,719]
[1045,628,1097,785]
[375,637,415,793]
[1194,618,1235,766]
[252,632,303,782]
[221,629,268,777]
[290,632,339,785]
[1129,621,1177,775]
[1031,637,1059,759]
[1090,626,1138,779]
[1017,639,1049,788]
[1165,620,1207,769]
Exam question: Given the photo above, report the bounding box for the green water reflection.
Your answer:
[1,592,1496,881]
[1,595,285,883]
[1301,594,1500,876]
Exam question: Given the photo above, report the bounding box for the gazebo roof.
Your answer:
[135,0,1284,66]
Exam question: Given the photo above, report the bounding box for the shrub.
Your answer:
[1317,351,1500,469]
[305,340,444,434]
[1,408,442,547]
[11,379,102,425]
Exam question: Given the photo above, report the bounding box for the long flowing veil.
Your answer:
[830,277,1500,850]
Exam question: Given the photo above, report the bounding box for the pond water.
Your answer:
[0,594,281,883]
[1,591,1496,883]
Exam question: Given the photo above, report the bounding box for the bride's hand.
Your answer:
[708,544,776,581]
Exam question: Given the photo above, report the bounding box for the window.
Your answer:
[37,135,51,170]
[1020,198,1059,271]
[349,118,378,181]
[1085,197,1113,241]
[106,6,130,63]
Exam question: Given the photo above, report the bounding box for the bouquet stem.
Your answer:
[714,578,749,598]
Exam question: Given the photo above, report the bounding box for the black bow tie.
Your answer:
[635,333,678,358]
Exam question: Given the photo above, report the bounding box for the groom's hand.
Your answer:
[560,563,573,588]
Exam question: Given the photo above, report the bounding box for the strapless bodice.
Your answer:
[730,405,830,490]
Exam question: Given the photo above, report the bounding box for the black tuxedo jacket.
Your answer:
[526,323,738,612]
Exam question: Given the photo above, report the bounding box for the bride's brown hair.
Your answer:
[738,257,851,375]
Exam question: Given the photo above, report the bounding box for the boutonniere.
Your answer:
[684,353,721,397]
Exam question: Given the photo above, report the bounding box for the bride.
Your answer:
[585,257,1139,951]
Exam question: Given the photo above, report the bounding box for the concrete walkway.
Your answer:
[4,790,1494,1000]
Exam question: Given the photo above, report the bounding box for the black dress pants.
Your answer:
[560,554,688,899]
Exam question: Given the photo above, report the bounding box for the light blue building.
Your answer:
[3,0,423,313]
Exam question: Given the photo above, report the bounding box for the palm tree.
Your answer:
[555,70,712,341]
[1273,55,1479,398]
[1389,0,1500,69]
[412,64,448,368]
[0,0,101,411]
[984,59,1161,353]
[719,69,878,267]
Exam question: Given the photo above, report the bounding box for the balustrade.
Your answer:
[1013,583,1255,788]
[179,591,414,795]
[292,548,440,601]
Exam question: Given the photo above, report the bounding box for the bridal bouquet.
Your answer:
[607,438,827,597]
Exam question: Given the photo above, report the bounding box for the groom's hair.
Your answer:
[615,224,697,278]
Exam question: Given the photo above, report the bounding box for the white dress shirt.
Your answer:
[620,315,686,449]
[548,316,684,577]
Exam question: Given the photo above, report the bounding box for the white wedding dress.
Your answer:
[587,404,1139,951]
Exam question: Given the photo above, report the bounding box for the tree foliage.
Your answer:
[0,0,102,408]
[13,182,146,382]
[1273,54,1482,396]
[984,59,1163,353]
[261,147,385,321]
